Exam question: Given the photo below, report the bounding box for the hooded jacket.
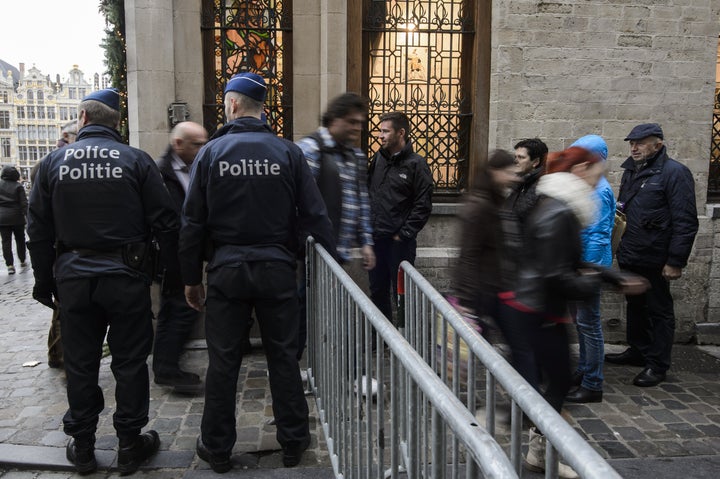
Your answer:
[367,140,433,240]
[0,166,27,226]
[570,135,615,267]
[507,172,602,322]
[616,146,698,268]
[179,116,337,286]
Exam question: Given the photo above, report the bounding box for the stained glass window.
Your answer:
[202,0,291,137]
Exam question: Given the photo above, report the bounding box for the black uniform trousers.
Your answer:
[619,263,675,374]
[201,262,309,456]
[153,291,199,375]
[58,275,153,441]
[369,236,417,322]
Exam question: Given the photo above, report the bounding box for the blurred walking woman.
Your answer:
[452,149,520,320]
[502,146,645,478]
[0,166,28,274]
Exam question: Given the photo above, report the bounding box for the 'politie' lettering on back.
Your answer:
[58,146,124,181]
[218,159,280,177]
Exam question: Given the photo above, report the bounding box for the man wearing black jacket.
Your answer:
[152,121,207,391]
[181,73,337,472]
[27,88,176,475]
[605,123,698,387]
[367,111,433,322]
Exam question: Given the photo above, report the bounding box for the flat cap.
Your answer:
[624,123,664,141]
[224,72,267,102]
[82,88,120,111]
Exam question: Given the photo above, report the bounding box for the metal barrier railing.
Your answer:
[399,260,622,479]
[306,239,518,478]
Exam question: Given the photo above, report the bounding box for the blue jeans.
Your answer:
[575,292,604,391]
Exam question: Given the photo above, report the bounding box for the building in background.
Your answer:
[0,61,101,180]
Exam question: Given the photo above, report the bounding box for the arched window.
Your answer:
[27,90,34,103]
[201,0,292,137]
[37,90,44,104]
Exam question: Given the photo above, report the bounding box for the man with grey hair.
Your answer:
[180,73,336,472]
[28,88,178,474]
[57,120,78,148]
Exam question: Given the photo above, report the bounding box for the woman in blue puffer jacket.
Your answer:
[565,135,615,404]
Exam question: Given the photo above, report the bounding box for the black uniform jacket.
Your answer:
[616,146,698,269]
[179,116,336,286]
[27,124,179,283]
[367,141,433,240]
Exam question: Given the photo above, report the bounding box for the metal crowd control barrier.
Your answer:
[399,260,622,479]
[306,239,518,478]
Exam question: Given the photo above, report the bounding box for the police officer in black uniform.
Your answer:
[27,88,179,475]
[181,73,336,472]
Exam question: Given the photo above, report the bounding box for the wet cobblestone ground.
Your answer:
[1,265,719,477]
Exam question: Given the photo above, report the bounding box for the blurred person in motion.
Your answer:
[0,165,28,275]
[296,92,376,369]
[152,121,208,393]
[494,138,550,391]
[452,149,519,326]
[565,135,615,404]
[502,146,646,478]
[605,123,698,387]
[27,88,177,475]
[182,73,336,472]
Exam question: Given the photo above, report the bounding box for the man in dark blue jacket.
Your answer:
[367,112,433,323]
[152,121,207,392]
[27,88,177,474]
[180,73,336,472]
[605,123,698,387]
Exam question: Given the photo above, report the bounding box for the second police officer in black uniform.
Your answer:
[27,88,180,475]
[180,73,337,472]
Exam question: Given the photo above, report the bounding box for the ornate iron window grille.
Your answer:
[363,0,475,196]
[201,0,292,138]
[709,88,720,201]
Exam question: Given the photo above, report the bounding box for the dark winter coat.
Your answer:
[367,141,433,240]
[0,166,27,226]
[508,173,602,323]
[616,146,698,269]
[452,170,507,315]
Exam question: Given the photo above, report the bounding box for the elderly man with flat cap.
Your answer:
[27,88,179,474]
[180,72,337,472]
[605,123,698,387]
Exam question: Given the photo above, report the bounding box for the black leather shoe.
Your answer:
[154,370,201,387]
[570,370,584,387]
[282,438,310,467]
[565,386,603,403]
[117,430,160,475]
[605,348,645,366]
[633,368,666,387]
[196,437,232,473]
[66,437,97,474]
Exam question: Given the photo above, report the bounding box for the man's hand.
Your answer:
[185,284,205,311]
[32,285,56,310]
[361,245,376,271]
[662,264,682,281]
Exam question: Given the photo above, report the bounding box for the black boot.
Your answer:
[66,436,97,474]
[117,430,160,475]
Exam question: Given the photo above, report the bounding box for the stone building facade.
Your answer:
[123,0,720,343]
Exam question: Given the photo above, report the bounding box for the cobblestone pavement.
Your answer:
[1,265,719,478]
